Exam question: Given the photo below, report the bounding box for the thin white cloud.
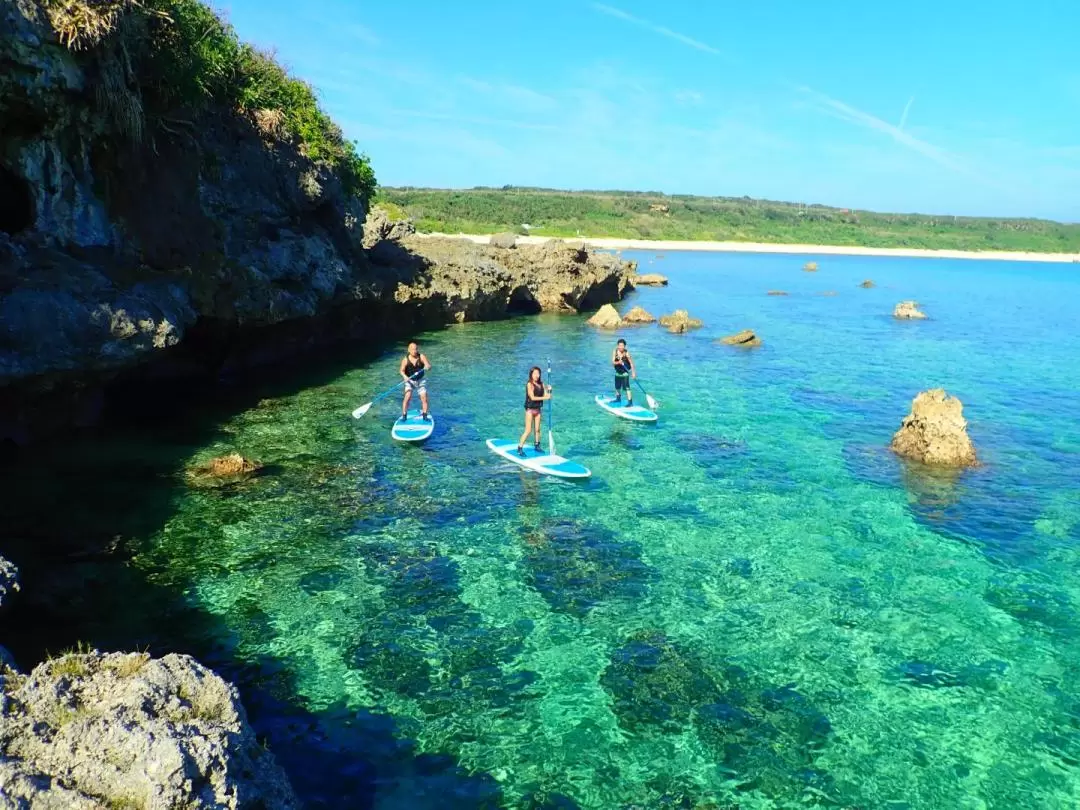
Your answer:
[346,23,380,47]
[457,77,558,111]
[388,108,560,132]
[797,85,986,182]
[899,96,914,131]
[591,3,722,56]
[675,89,704,105]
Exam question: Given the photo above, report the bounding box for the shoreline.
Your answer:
[415,232,1080,264]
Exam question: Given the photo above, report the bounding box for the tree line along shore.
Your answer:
[377,187,1080,256]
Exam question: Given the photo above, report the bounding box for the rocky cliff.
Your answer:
[0,0,633,447]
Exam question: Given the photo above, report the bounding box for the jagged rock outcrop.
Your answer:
[489,232,517,249]
[860,279,875,288]
[658,309,703,334]
[894,300,928,319]
[0,4,634,445]
[890,389,978,467]
[0,555,18,609]
[633,273,668,286]
[0,650,299,809]
[621,305,656,324]
[717,329,762,347]
[587,304,623,329]
[361,205,415,248]
[186,453,263,487]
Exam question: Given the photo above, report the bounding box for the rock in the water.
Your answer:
[894,300,928,319]
[634,273,669,286]
[818,290,837,297]
[859,279,875,288]
[890,389,978,467]
[803,261,819,272]
[186,453,262,486]
[767,290,789,296]
[587,304,623,329]
[718,329,762,347]
[0,650,299,809]
[658,309,703,333]
[361,205,415,248]
[621,305,656,324]
[489,232,518,249]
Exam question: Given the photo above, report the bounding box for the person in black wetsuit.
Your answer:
[399,341,431,420]
[612,338,636,406]
[518,365,552,456]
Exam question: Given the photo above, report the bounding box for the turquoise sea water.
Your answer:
[5,251,1080,808]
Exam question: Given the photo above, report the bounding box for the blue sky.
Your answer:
[219,0,1079,220]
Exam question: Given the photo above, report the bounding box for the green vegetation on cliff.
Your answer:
[378,187,1080,253]
[42,0,375,201]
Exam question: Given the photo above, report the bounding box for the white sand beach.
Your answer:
[416,232,1080,264]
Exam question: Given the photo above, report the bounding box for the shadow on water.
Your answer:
[0,344,515,809]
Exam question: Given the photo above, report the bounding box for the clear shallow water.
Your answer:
[5,251,1080,808]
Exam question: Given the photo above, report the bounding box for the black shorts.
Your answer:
[615,374,630,391]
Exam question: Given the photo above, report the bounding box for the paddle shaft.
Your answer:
[352,369,424,418]
[546,358,555,454]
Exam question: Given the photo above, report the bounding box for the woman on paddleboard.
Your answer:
[612,338,636,407]
[518,366,552,456]
[400,341,432,420]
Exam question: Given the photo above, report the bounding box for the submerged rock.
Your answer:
[803,261,819,272]
[587,304,623,329]
[894,300,928,319]
[0,650,299,809]
[633,273,669,286]
[859,279,875,288]
[767,290,789,296]
[658,309,703,333]
[890,389,978,467]
[186,453,263,486]
[717,329,762,347]
[621,305,656,324]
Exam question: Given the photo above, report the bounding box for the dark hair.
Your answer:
[617,339,627,346]
[528,366,542,381]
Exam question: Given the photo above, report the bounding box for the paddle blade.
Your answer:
[548,429,556,456]
[646,393,659,410]
[351,402,373,419]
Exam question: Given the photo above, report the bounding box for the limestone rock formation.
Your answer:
[718,329,762,347]
[860,279,875,288]
[803,261,819,272]
[890,389,978,467]
[621,306,657,324]
[489,232,518,249]
[0,651,299,809]
[0,555,18,609]
[633,273,669,286]
[587,304,623,329]
[894,300,928,319]
[767,290,789,296]
[361,205,415,248]
[658,309,703,334]
[186,453,262,487]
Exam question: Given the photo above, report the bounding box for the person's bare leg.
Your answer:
[518,412,533,453]
[420,389,430,418]
[402,389,412,418]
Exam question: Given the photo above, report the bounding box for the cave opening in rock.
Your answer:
[506,286,541,315]
[0,165,34,235]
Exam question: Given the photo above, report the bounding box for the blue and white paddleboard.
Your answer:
[485,439,591,479]
[392,412,435,442]
[594,394,658,422]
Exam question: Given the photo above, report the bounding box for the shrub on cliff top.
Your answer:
[41,0,376,203]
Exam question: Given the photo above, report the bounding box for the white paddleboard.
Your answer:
[485,439,591,479]
[594,395,658,422]
[392,412,435,442]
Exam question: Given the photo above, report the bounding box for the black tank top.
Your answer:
[614,351,631,374]
[405,355,424,378]
[524,380,544,409]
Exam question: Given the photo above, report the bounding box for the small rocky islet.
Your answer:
[0,0,991,805]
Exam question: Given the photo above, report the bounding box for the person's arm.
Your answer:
[542,383,553,400]
[400,357,408,380]
[611,349,618,366]
[627,352,637,378]
[421,353,431,371]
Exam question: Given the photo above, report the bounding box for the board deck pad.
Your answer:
[486,439,591,479]
[594,394,658,422]
[392,412,435,442]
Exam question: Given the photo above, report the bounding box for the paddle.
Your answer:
[546,357,556,456]
[351,370,423,419]
[634,378,660,410]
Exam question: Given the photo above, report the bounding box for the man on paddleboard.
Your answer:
[400,341,432,420]
[612,339,636,406]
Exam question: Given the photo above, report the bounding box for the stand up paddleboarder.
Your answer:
[400,341,431,420]
[518,366,552,456]
[612,338,637,407]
